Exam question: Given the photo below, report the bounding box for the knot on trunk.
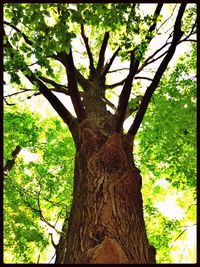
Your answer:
[88,133,129,176]
[102,133,127,172]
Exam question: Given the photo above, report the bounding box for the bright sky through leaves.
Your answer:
[3,3,196,263]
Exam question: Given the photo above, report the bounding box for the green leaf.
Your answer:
[3,36,8,44]
[64,46,70,54]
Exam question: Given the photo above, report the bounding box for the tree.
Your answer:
[3,3,196,264]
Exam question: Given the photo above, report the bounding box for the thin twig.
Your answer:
[108,68,130,73]
[96,32,110,72]
[36,254,40,264]
[156,4,177,33]
[179,245,186,263]
[3,97,15,106]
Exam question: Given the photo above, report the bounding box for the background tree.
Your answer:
[3,3,196,264]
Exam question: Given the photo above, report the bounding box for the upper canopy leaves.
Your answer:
[3,3,196,263]
[3,3,165,80]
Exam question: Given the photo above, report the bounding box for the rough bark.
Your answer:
[55,119,155,264]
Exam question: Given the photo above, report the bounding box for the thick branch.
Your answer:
[114,4,163,132]
[80,24,95,75]
[45,87,69,95]
[103,97,116,111]
[75,69,89,91]
[128,4,186,136]
[52,51,89,91]
[101,47,121,78]
[4,20,88,107]
[57,50,87,122]
[28,73,77,127]
[4,32,76,129]
[96,32,110,72]
[115,51,140,132]
[4,145,21,176]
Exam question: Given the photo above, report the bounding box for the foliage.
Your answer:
[136,43,196,263]
[4,104,75,263]
[136,43,196,189]
[4,49,196,263]
[3,3,174,83]
[3,3,196,264]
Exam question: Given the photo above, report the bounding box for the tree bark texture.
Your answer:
[55,119,156,264]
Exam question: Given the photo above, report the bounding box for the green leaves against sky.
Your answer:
[3,3,196,264]
[4,106,75,263]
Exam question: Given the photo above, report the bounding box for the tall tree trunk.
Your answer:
[55,119,156,264]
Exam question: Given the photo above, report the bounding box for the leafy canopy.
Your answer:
[4,3,165,84]
[4,103,75,263]
[3,3,196,264]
